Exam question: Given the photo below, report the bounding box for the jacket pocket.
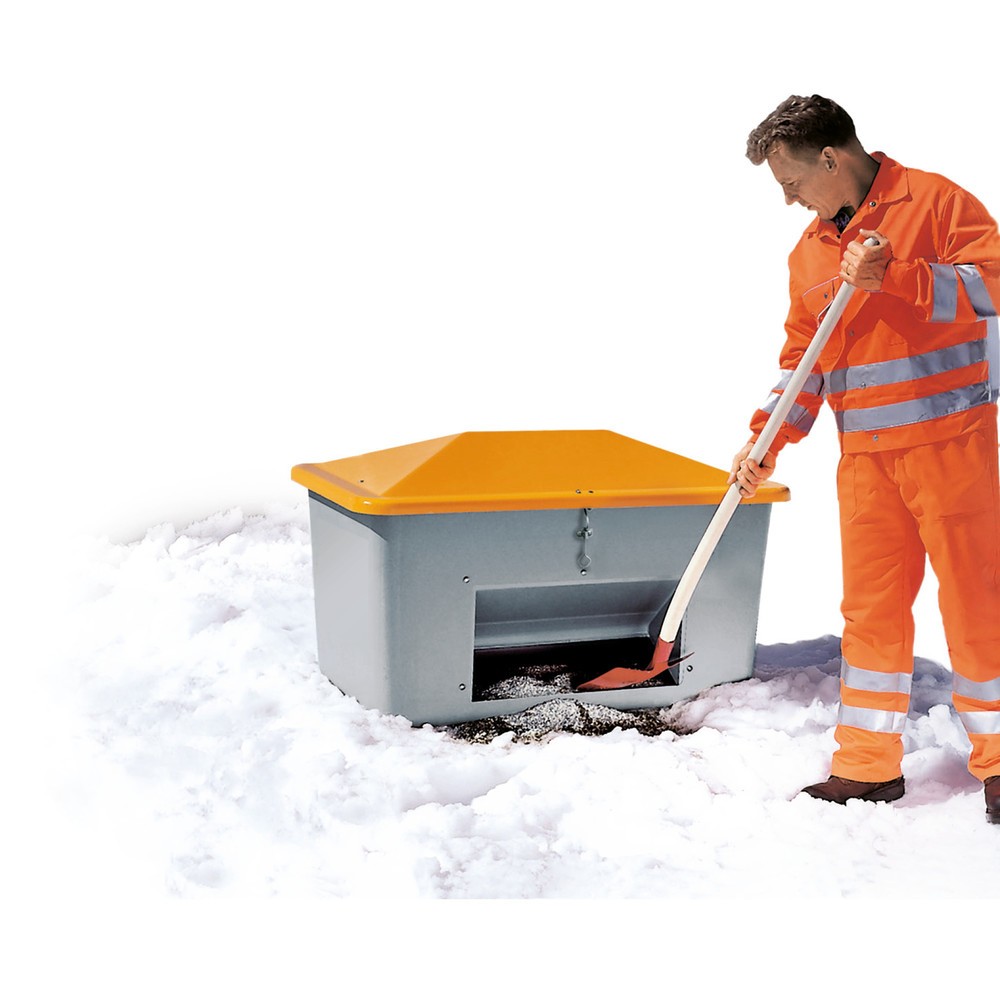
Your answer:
[836,452,857,521]
[801,278,840,321]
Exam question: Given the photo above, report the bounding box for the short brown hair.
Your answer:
[746,95,857,165]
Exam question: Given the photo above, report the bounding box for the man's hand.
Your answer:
[727,441,776,498]
[840,229,891,290]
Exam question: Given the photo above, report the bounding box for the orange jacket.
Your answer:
[752,153,1000,454]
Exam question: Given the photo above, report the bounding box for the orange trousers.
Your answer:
[833,424,1000,782]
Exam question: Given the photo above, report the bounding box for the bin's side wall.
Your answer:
[308,496,392,712]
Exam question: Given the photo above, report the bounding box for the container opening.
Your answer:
[472,580,681,701]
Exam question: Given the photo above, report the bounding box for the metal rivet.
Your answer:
[869,201,876,207]
[459,683,466,691]
[580,569,587,576]
[462,576,470,583]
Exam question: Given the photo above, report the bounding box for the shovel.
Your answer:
[578,247,874,692]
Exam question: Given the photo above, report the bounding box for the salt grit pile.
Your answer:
[39,504,1000,897]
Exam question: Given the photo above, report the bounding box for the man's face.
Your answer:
[766,144,842,221]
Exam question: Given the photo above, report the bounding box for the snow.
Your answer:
[26,504,998,905]
[11,502,994,990]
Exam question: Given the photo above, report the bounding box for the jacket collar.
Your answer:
[806,152,910,242]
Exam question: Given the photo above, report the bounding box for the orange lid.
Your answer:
[291,430,789,515]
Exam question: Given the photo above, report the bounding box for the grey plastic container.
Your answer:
[292,431,787,725]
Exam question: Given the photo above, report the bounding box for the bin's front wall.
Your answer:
[308,496,773,725]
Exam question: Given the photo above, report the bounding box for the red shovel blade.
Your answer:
[576,636,676,692]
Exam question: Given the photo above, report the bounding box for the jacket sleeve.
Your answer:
[747,269,827,455]
[879,186,1000,324]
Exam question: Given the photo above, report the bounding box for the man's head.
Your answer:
[747,95,874,222]
[746,95,857,166]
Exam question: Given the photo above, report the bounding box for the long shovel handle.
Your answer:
[578,246,876,692]
[658,248,874,646]
[747,272,862,464]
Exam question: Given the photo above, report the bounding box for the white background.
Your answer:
[6,0,1000,981]
[8,1,1000,678]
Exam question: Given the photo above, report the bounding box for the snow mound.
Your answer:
[40,503,1000,898]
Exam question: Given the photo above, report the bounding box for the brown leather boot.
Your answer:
[985,776,1000,825]
[802,774,905,804]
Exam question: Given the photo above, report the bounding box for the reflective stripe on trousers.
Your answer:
[838,658,1000,739]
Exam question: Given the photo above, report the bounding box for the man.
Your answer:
[730,94,1000,824]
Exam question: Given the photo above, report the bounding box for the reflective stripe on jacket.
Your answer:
[751,153,1000,454]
